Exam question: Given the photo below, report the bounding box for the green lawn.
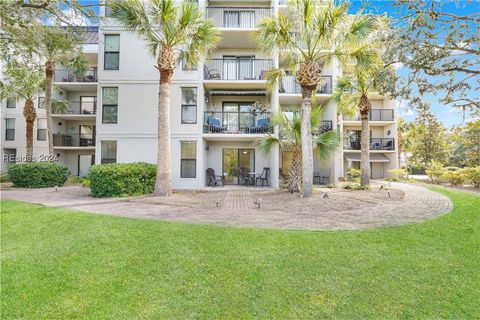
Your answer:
[1,188,479,319]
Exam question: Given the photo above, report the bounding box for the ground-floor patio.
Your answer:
[1,182,452,230]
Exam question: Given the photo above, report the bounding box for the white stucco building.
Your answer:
[1,0,398,188]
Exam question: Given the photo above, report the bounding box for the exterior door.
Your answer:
[78,154,94,177]
[80,96,96,114]
[222,148,255,185]
[79,125,95,146]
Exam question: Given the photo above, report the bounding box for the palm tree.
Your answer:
[110,0,219,196]
[397,117,412,168]
[5,24,86,156]
[334,59,384,186]
[257,106,340,193]
[254,0,378,197]
[1,61,44,160]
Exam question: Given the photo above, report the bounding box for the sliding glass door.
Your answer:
[222,148,255,184]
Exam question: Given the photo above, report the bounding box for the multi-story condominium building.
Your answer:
[1,0,398,188]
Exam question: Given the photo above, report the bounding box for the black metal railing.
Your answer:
[204,58,273,81]
[54,68,98,82]
[315,120,333,134]
[206,7,272,28]
[279,75,332,94]
[344,138,395,151]
[204,111,272,134]
[53,133,96,147]
[343,109,394,121]
[51,101,97,115]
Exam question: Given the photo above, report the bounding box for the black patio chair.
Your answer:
[206,168,224,187]
[256,167,270,186]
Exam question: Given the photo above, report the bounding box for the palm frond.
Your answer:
[314,129,340,162]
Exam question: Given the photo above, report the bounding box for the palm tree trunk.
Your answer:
[288,145,302,193]
[153,57,174,196]
[359,94,371,186]
[23,98,37,162]
[300,87,314,197]
[44,61,55,156]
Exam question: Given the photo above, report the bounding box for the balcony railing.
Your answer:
[54,68,98,83]
[344,138,395,151]
[204,111,272,134]
[279,75,332,94]
[52,101,97,115]
[206,7,272,29]
[53,133,95,147]
[204,59,273,81]
[344,109,394,121]
[315,121,333,134]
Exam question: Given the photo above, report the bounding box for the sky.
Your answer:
[76,0,479,128]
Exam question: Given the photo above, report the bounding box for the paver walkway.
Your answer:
[1,182,453,230]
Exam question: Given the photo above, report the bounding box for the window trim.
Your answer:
[6,97,16,109]
[104,34,120,70]
[102,87,118,124]
[5,118,15,141]
[101,140,117,164]
[36,118,47,141]
[180,141,197,178]
[181,87,197,124]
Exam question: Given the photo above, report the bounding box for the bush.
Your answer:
[346,168,361,182]
[425,161,445,184]
[442,171,465,187]
[8,162,69,188]
[89,162,156,197]
[66,176,91,188]
[342,182,370,191]
[0,172,10,183]
[445,166,460,172]
[388,168,409,181]
[462,167,480,188]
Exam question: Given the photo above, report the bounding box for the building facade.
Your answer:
[1,0,398,188]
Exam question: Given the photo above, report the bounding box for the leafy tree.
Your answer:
[463,120,480,167]
[257,107,340,193]
[409,106,449,169]
[1,61,44,160]
[110,0,219,196]
[254,0,378,196]
[397,117,413,168]
[384,0,480,113]
[7,25,87,155]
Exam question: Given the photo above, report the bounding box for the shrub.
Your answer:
[425,160,445,184]
[8,162,69,188]
[346,168,361,182]
[462,167,480,188]
[89,162,156,197]
[0,172,10,183]
[66,176,91,188]
[388,168,409,181]
[445,166,460,172]
[442,170,465,187]
[342,182,370,191]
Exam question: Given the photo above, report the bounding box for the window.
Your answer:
[181,87,197,124]
[102,87,118,123]
[104,0,112,17]
[37,119,47,141]
[180,141,196,178]
[104,35,120,70]
[182,57,197,71]
[6,98,16,109]
[5,118,15,141]
[101,140,117,164]
[38,97,45,109]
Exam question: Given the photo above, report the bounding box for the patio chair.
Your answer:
[248,118,269,133]
[256,167,270,186]
[206,117,226,133]
[317,169,330,184]
[239,167,251,186]
[371,141,381,150]
[206,168,224,187]
[204,65,221,80]
[384,140,393,150]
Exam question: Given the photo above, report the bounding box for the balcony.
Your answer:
[344,109,394,122]
[344,138,395,151]
[63,26,99,44]
[204,111,272,134]
[315,121,333,134]
[53,134,95,148]
[51,100,97,119]
[206,7,272,29]
[279,75,332,94]
[54,68,98,83]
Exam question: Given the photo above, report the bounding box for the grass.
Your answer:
[1,187,479,319]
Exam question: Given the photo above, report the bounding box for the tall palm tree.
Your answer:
[110,0,219,196]
[334,58,384,186]
[257,106,340,193]
[5,24,86,156]
[254,0,377,197]
[1,61,44,160]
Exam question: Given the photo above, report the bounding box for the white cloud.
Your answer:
[402,109,414,116]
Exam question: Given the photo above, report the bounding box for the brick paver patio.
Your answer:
[1,182,453,230]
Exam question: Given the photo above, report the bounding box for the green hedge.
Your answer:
[8,162,69,188]
[89,162,156,197]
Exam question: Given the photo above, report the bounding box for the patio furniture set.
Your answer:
[206,167,270,187]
